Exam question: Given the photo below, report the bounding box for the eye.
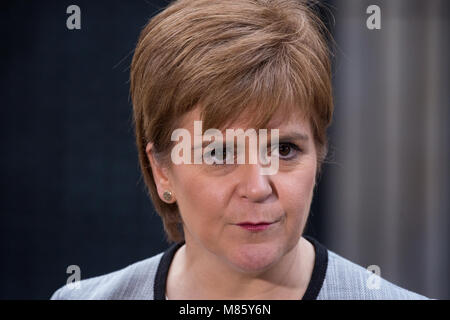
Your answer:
[275,142,302,160]
[209,149,226,160]
[204,146,234,165]
[279,144,291,157]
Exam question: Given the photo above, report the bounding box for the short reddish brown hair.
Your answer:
[130,0,334,243]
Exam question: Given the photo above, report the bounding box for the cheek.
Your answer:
[171,167,229,233]
[277,166,316,227]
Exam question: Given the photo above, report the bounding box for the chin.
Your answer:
[227,241,283,273]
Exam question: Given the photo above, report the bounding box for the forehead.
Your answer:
[179,105,311,136]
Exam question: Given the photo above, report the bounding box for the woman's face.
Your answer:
[151,106,317,273]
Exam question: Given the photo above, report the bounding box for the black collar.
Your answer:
[154,235,328,300]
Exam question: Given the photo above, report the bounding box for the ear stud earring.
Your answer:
[163,190,173,202]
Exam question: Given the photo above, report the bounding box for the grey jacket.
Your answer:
[50,237,430,300]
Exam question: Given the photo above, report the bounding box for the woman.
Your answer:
[51,0,429,300]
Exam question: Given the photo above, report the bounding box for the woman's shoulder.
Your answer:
[50,251,165,300]
[318,249,431,300]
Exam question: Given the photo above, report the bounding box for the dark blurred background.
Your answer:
[0,0,448,299]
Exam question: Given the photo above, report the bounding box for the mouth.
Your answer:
[236,220,279,232]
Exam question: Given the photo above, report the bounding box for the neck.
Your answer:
[166,236,315,300]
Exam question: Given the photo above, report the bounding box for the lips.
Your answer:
[237,221,274,232]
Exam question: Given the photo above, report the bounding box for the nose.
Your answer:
[238,163,273,203]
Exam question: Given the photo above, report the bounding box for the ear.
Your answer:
[145,142,175,203]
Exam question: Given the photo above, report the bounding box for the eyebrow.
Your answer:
[277,132,310,142]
